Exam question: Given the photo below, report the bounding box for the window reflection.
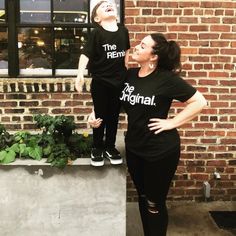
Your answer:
[0,0,5,23]
[55,27,88,75]
[18,28,52,75]
[53,0,88,23]
[0,28,8,74]
[20,0,51,23]
[2,0,122,77]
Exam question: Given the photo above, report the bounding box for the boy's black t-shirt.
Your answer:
[120,68,197,161]
[82,25,130,88]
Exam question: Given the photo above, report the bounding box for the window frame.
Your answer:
[1,0,124,78]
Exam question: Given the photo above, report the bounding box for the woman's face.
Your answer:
[132,35,156,64]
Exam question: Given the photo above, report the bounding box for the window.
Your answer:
[0,0,123,77]
[0,0,8,74]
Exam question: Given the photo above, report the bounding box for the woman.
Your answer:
[89,33,207,235]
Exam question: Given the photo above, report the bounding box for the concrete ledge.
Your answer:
[0,163,126,236]
[3,158,94,166]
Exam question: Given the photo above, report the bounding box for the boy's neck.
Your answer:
[100,20,118,32]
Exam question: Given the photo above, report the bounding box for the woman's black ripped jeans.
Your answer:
[126,148,180,236]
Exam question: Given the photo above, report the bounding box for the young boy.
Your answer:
[75,0,130,166]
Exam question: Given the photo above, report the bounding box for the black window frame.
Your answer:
[1,0,124,78]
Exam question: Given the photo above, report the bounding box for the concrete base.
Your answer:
[127,201,236,236]
[0,164,126,236]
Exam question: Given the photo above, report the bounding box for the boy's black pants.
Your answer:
[91,79,121,149]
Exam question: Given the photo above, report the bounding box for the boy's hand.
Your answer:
[75,73,85,93]
[88,111,103,128]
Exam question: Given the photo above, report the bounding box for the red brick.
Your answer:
[51,108,71,114]
[158,17,177,24]
[179,17,198,23]
[191,174,209,181]
[207,160,227,167]
[42,101,61,106]
[0,102,17,107]
[210,25,231,32]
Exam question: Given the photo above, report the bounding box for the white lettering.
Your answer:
[102,44,116,51]
[107,50,125,59]
[120,83,156,106]
[102,43,125,59]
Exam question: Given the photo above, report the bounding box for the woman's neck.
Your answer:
[138,64,156,77]
[100,20,118,32]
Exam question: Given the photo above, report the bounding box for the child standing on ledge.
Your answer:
[75,0,130,166]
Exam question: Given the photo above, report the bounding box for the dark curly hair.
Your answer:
[150,33,181,73]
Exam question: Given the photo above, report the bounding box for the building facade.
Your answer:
[0,0,236,201]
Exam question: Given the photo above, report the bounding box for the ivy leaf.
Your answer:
[46,153,55,163]
[6,143,19,153]
[19,143,28,157]
[43,145,52,156]
[0,150,7,161]
[1,150,16,164]
[52,157,68,169]
[27,146,43,161]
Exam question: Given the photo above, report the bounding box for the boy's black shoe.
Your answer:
[103,147,123,165]
[90,148,104,167]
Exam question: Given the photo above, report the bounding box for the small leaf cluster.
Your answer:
[0,131,43,164]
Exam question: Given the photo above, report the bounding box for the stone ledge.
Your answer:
[2,158,126,166]
[0,77,92,93]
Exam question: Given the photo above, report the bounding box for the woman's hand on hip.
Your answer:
[148,118,175,134]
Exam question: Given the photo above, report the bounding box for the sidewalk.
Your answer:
[127,201,236,236]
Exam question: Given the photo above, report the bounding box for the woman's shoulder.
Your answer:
[125,68,139,81]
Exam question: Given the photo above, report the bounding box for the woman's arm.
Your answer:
[148,91,207,134]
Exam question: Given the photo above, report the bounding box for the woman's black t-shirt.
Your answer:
[82,25,130,88]
[120,68,197,161]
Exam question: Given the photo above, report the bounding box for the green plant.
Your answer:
[68,133,93,159]
[0,115,93,168]
[34,114,76,137]
[46,143,71,169]
[33,114,77,167]
[0,131,43,164]
[0,124,14,150]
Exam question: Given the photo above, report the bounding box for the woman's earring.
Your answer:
[149,63,154,69]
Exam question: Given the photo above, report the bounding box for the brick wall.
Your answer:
[0,0,236,201]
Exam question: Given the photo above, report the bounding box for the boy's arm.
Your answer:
[88,110,103,128]
[75,54,89,93]
[125,49,130,69]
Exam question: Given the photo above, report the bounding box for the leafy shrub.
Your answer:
[0,115,92,168]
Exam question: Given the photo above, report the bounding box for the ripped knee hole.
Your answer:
[147,199,159,214]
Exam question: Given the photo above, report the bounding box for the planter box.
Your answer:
[0,159,126,236]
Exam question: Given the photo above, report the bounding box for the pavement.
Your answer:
[126,201,236,236]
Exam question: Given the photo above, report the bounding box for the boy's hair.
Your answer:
[91,1,107,27]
